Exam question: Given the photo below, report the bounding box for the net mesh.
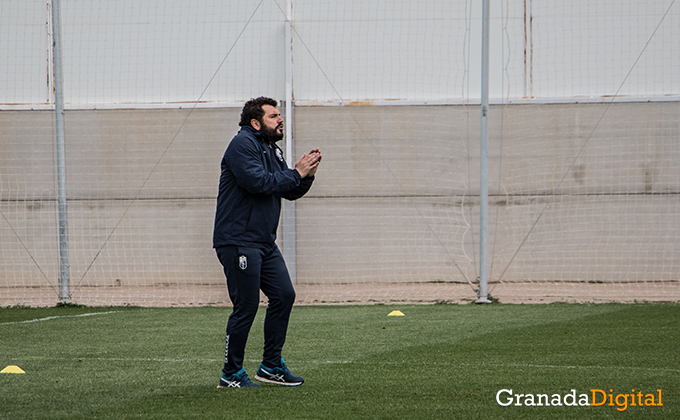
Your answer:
[1,0,679,306]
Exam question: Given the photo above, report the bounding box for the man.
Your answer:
[213,97,321,388]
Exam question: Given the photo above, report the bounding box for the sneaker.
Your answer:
[217,368,261,388]
[255,358,304,386]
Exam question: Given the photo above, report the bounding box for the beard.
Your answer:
[260,123,284,143]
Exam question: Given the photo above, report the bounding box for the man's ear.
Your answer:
[250,119,261,130]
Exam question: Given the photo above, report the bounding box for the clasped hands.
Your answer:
[295,148,322,178]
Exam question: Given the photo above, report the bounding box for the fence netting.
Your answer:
[1,0,679,306]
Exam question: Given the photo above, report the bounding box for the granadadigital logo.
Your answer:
[496,389,663,412]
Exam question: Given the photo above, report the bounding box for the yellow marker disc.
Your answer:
[1,365,26,374]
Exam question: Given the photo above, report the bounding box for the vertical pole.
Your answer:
[52,0,71,301]
[281,0,297,283]
[477,0,492,304]
[284,0,294,165]
[524,0,533,99]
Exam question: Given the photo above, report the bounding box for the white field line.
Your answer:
[0,311,119,326]
[6,356,679,374]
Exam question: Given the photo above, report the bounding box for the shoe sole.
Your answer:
[217,380,261,388]
[217,383,261,388]
[254,374,303,386]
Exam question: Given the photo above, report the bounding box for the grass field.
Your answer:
[1,303,678,419]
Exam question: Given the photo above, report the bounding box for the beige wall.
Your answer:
[1,103,678,289]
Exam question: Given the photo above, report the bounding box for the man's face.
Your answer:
[256,105,284,142]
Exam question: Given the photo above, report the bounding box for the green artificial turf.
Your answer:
[1,303,678,419]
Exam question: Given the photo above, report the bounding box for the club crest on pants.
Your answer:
[238,255,247,270]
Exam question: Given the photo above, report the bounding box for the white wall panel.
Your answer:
[292,0,470,102]
[530,0,680,100]
[0,0,50,104]
[1,0,678,107]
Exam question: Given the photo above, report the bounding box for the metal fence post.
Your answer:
[51,0,71,301]
[282,0,297,283]
[477,0,492,304]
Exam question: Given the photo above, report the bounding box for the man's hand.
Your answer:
[294,148,322,178]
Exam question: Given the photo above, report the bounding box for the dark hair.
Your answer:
[239,96,279,127]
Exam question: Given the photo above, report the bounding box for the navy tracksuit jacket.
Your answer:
[213,125,314,375]
[213,125,314,249]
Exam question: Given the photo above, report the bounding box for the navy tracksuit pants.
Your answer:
[215,243,295,376]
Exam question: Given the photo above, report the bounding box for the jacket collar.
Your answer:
[241,125,272,145]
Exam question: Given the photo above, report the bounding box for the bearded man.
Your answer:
[213,96,321,388]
